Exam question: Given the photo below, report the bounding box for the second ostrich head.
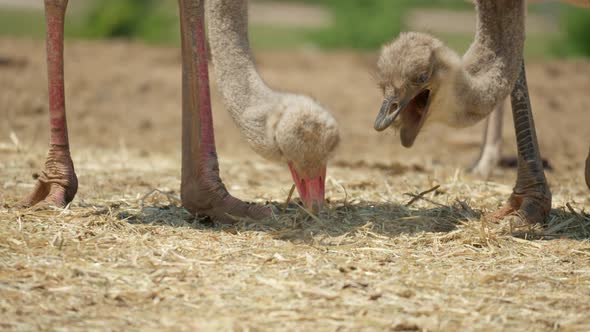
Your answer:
[374,32,462,147]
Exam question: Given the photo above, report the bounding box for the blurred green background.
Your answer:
[0,0,588,58]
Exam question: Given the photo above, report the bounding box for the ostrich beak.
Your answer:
[374,87,432,148]
[288,163,326,213]
[374,97,406,132]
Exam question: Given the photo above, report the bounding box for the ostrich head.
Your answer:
[374,32,459,147]
[268,95,339,212]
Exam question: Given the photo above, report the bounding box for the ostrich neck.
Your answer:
[459,0,525,117]
[207,0,272,118]
[207,0,283,160]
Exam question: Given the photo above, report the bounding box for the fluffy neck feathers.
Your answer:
[207,0,271,103]
[453,0,525,125]
[206,0,339,172]
[207,0,281,158]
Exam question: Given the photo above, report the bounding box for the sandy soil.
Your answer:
[1,38,590,331]
[0,0,41,9]
[405,8,558,34]
[249,2,332,28]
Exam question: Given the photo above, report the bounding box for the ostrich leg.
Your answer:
[491,61,551,225]
[177,0,270,223]
[470,102,505,178]
[19,0,78,208]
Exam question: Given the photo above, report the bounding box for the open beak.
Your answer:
[374,97,406,132]
[374,88,432,148]
[288,162,326,214]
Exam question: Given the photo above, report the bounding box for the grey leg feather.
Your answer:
[470,101,505,179]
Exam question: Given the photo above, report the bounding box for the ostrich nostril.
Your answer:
[388,103,399,115]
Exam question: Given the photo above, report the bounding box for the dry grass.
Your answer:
[1,38,590,331]
[2,149,590,331]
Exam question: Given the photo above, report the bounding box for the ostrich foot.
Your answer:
[489,189,551,227]
[468,149,500,179]
[182,178,272,225]
[468,163,492,179]
[18,145,78,208]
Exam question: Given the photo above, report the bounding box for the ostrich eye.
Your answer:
[415,72,429,85]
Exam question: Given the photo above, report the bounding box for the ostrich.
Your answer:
[206,0,339,212]
[18,0,339,223]
[373,0,589,225]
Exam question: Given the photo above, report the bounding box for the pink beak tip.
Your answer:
[288,163,327,213]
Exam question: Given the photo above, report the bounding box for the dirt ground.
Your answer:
[1,38,590,331]
[0,0,40,9]
[405,8,557,34]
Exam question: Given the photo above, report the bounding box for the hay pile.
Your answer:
[1,149,590,331]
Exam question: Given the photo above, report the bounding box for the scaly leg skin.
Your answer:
[490,61,551,226]
[19,0,78,209]
[177,0,270,224]
[469,101,505,179]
